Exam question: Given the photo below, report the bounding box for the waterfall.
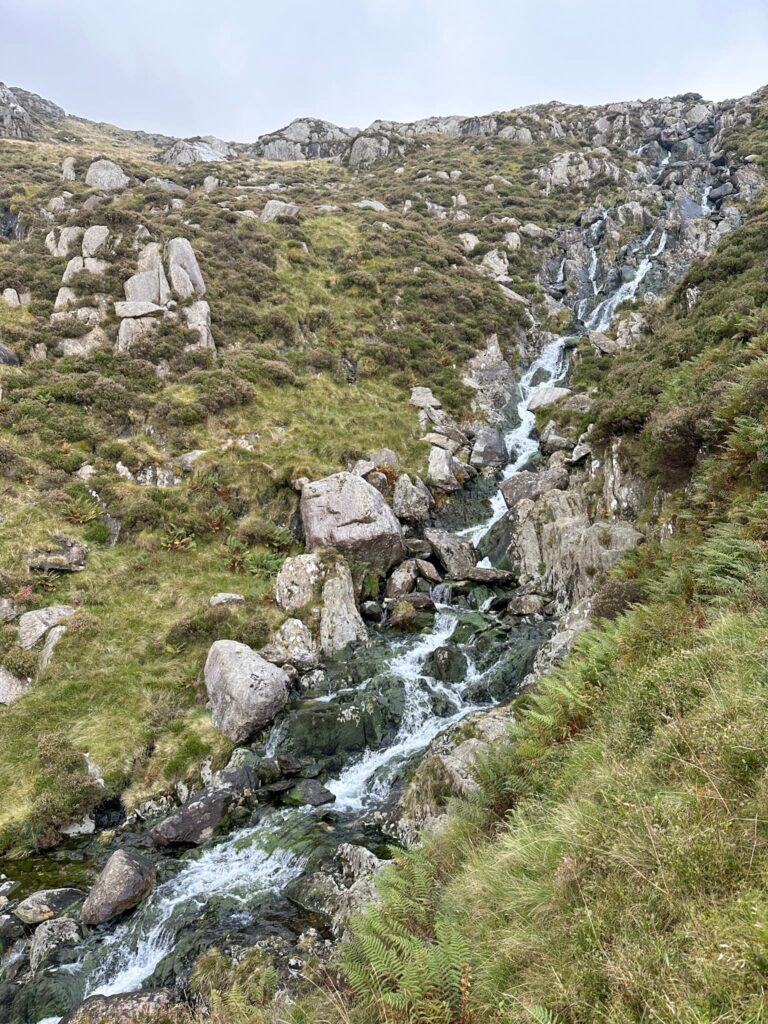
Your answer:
[585,230,667,333]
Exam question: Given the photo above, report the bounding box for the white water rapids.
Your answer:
[42,218,672,1015]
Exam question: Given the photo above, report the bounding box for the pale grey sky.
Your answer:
[2,0,767,142]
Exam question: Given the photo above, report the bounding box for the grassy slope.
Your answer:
[0,119,584,849]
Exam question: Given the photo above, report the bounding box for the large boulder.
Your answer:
[319,562,368,656]
[204,640,290,742]
[124,268,171,305]
[84,159,129,191]
[80,850,155,926]
[527,386,571,412]
[15,888,84,925]
[424,529,476,578]
[260,199,300,222]
[300,473,406,571]
[501,463,569,509]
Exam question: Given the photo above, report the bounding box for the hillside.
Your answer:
[0,78,767,1024]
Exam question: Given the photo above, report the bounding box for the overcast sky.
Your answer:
[2,0,767,142]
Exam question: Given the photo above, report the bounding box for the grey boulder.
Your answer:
[300,472,406,572]
[204,640,290,742]
[423,529,476,578]
[393,473,433,524]
[15,887,84,925]
[149,790,230,847]
[85,159,129,191]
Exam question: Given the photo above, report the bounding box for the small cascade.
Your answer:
[701,184,712,215]
[585,230,667,333]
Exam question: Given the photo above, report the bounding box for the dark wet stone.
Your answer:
[423,645,468,683]
[283,779,336,807]
[150,790,231,847]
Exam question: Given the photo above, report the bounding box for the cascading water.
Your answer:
[32,214,674,1020]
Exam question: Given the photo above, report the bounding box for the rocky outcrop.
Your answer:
[61,989,175,1024]
[300,473,406,572]
[27,538,88,573]
[251,118,354,161]
[160,137,233,165]
[204,640,290,742]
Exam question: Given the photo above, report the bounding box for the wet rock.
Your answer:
[287,843,383,938]
[30,917,81,972]
[61,989,175,1024]
[15,888,84,925]
[204,639,290,742]
[463,565,515,584]
[320,562,368,656]
[80,850,155,926]
[27,537,87,573]
[300,472,406,572]
[469,425,507,468]
[150,790,231,848]
[423,645,468,683]
[283,778,336,807]
[423,529,476,578]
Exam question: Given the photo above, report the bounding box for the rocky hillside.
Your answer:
[1,77,767,1024]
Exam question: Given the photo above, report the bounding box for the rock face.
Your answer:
[14,888,84,925]
[84,159,129,191]
[165,237,206,296]
[252,118,354,161]
[80,850,155,926]
[300,473,406,571]
[204,640,290,742]
[160,137,233,165]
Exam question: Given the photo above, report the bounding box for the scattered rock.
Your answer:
[165,237,206,296]
[81,225,110,258]
[209,592,245,607]
[15,888,84,925]
[84,159,129,191]
[260,199,300,222]
[19,605,75,649]
[393,473,433,524]
[204,640,290,742]
[0,342,19,365]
